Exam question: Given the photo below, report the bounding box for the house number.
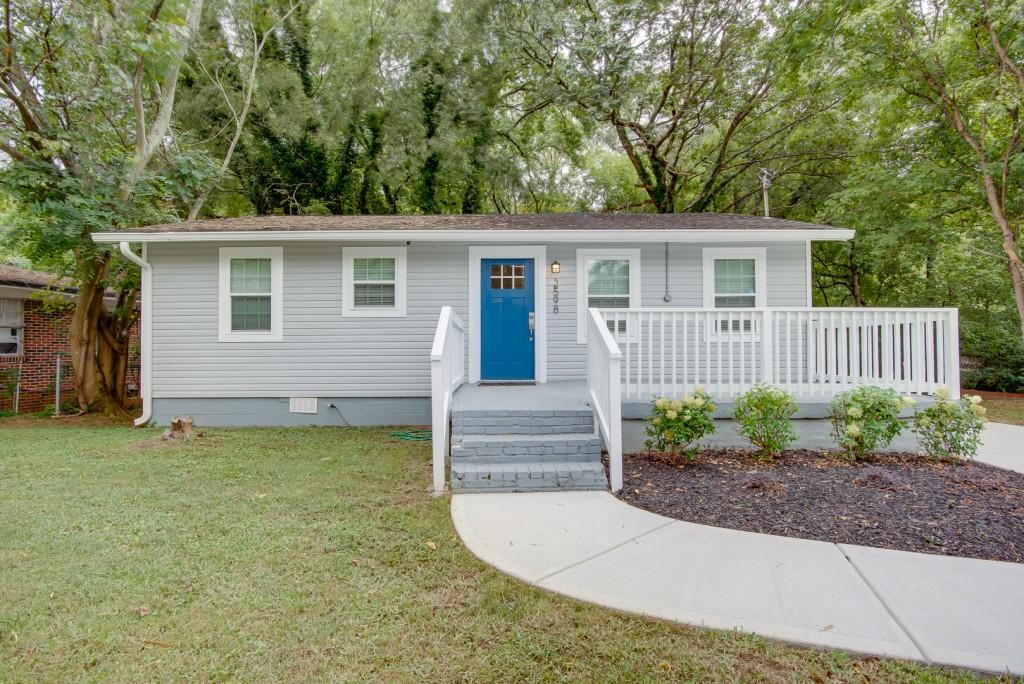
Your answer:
[552,278,560,314]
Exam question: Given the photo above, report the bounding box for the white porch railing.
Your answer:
[430,306,465,493]
[586,308,623,493]
[599,307,960,401]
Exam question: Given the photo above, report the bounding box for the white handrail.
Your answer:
[430,306,465,493]
[587,308,623,492]
[599,307,960,401]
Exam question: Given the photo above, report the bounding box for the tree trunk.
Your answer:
[981,172,1024,343]
[67,255,135,415]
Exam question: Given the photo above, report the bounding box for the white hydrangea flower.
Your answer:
[847,407,863,419]
[970,395,983,405]
[670,399,683,412]
[935,388,951,401]
[654,398,668,410]
[665,410,678,420]
[902,396,917,408]
[845,423,861,437]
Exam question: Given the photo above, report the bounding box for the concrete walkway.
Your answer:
[451,423,1024,675]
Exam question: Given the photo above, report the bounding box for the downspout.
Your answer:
[119,241,152,426]
[663,242,672,302]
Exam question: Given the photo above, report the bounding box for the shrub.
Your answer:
[913,390,986,460]
[733,385,798,460]
[645,388,716,460]
[829,386,914,460]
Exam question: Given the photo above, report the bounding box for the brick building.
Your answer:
[0,264,138,413]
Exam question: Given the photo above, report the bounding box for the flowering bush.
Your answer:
[913,389,986,460]
[829,386,914,460]
[645,388,716,460]
[733,385,798,460]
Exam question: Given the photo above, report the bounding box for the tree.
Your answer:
[825,0,1024,341]
[502,0,842,213]
[0,0,209,412]
[186,0,302,220]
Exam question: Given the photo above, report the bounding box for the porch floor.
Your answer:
[453,381,590,413]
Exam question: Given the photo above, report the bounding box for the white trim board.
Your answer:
[468,245,548,384]
[94,228,856,244]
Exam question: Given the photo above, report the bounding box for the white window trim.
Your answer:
[576,248,641,344]
[341,246,407,318]
[468,245,547,384]
[218,246,284,342]
[702,247,767,309]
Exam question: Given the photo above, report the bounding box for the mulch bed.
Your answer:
[618,449,1024,563]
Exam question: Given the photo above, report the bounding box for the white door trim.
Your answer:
[468,245,547,384]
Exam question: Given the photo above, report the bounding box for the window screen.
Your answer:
[229,258,272,331]
[713,258,756,308]
[353,257,397,307]
[587,259,630,309]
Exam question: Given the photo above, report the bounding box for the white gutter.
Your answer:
[118,241,153,427]
[93,228,855,244]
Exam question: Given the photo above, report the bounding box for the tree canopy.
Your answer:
[1,0,1023,405]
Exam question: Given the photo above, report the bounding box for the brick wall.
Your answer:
[0,299,139,413]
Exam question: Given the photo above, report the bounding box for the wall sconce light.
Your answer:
[550,260,561,274]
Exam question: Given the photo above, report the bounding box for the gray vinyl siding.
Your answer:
[148,240,808,398]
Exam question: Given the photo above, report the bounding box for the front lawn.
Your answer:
[0,420,987,681]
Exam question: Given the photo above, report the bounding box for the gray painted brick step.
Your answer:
[451,433,602,463]
[451,461,608,492]
[453,409,594,436]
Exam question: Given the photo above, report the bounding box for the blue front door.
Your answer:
[481,259,535,381]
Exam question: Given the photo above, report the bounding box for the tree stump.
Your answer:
[161,416,194,441]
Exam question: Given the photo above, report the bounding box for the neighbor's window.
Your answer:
[576,249,640,343]
[342,247,407,317]
[0,298,23,355]
[218,247,283,342]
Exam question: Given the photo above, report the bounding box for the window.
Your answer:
[576,249,641,343]
[490,263,525,290]
[219,247,283,342]
[702,248,766,308]
[342,246,407,317]
[702,247,766,334]
[0,298,23,355]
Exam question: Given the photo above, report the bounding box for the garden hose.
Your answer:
[390,429,432,442]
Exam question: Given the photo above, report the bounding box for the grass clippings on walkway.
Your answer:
[620,449,1024,563]
[0,420,996,682]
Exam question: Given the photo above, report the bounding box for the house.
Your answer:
[92,214,959,493]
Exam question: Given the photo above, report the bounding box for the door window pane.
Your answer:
[490,264,525,290]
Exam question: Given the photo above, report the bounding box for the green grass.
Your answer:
[973,391,1024,426]
[0,419,992,682]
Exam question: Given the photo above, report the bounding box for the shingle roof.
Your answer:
[115,212,844,233]
[0,263,76,292]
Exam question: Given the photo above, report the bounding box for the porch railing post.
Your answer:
[761,310,774,385]
[947,308,961,399]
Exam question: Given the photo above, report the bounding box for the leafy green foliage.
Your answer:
[733,385,798,460]
[645,390,717,460]
[829,386,913,460]
[913,392,987,461]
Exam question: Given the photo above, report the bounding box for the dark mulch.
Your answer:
[618,449,1024,563]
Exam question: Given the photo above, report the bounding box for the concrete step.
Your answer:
[451,433,602,463]
[453,409,594,436]
[451,461,608,492]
